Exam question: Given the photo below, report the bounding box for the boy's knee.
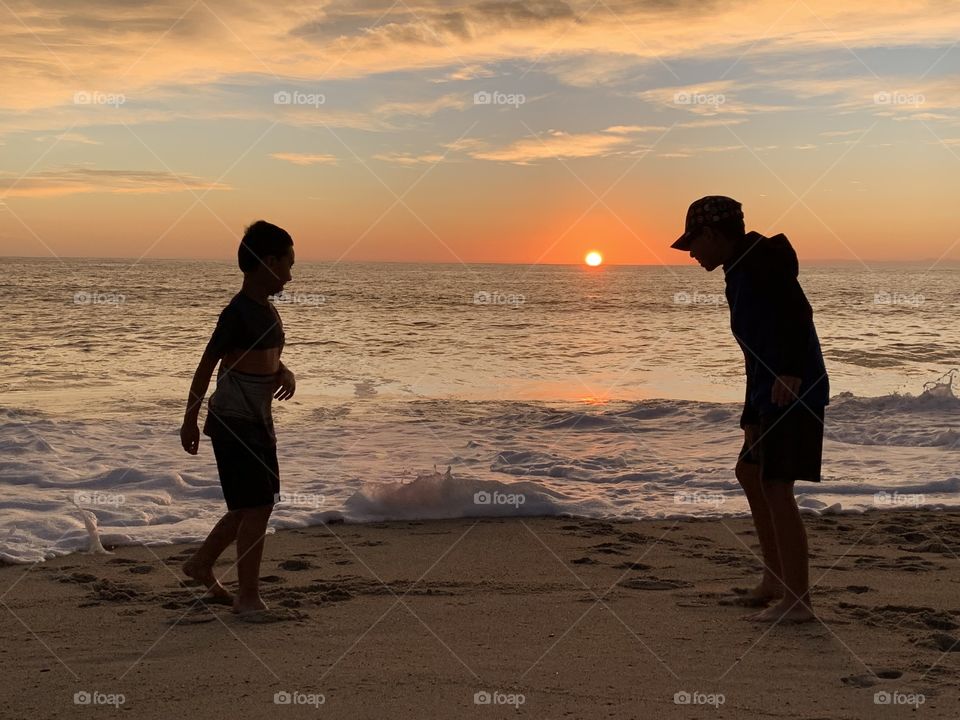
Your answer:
[759,479,797,502]
[236,504,273,520]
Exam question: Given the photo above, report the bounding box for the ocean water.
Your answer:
[0,257,957,563]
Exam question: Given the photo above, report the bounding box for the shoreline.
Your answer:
[6,502,960,567]
[3,510,958,718]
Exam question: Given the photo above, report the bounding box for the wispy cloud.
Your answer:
[269,152,338,165]
[34,132,102,145]
[0,167,229,198]
[372,152,447,165]
[470,129,632,163]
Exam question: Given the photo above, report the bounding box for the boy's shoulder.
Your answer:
[730,232,799,281]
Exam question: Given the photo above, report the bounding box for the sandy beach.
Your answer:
[2,509,958,719]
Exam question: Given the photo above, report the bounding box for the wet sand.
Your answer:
[2,509,959,718]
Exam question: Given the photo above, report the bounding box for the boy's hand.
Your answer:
[180,421,200,455]
[274,367,296,401]
[771,375,802,407]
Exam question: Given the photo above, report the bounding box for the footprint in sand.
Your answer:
[235,608,308,624]
[613,561,652,571]
[841,669,902,688]
[168,613,217,626]
[619,577,692,591]
[919,633,960,652]
[279,559,313,571]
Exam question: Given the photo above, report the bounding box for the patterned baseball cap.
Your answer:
[671,195,743,250]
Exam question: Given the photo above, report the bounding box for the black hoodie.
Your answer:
[723,231,829,426]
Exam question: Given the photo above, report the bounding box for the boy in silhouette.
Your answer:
[671,196,829,624]
[179,221,296,615]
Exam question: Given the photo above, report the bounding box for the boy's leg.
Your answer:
[748,480,814,623]
[734,458,784,602]
[234,504,274,614]
[183,511,241,601]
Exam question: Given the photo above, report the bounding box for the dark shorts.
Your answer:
[210,433,280,510]
[739,405,825,483]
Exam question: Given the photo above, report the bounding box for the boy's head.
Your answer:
[238,220,294,293]
[671,196,745,272]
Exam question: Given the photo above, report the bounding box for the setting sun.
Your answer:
[585,251,603,267]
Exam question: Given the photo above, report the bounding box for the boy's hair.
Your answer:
[238,220,293,273]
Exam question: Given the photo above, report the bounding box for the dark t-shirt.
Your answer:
[205,292,285,359]
[202,293,285,447]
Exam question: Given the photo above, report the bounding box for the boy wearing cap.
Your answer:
[672,196,829,624]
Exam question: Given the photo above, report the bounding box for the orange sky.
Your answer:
[0,0,958,265]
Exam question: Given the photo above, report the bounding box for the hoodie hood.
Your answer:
[724,231,798,278]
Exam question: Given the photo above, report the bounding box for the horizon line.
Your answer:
[2,254,955,267]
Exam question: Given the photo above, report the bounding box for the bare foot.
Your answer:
[183,559,233,603]
[745,600,815,624]
[721,581,783,607]
[233,596,269,615]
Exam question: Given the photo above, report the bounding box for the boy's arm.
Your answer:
[180,350,220,454]
[274,359,296,401]
[764,274,812,406]
[740,354,760,428]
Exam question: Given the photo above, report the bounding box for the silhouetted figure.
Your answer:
[179,221,296,616]
[672,196,829,624]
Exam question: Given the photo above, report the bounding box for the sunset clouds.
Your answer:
[1,0,958,262]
